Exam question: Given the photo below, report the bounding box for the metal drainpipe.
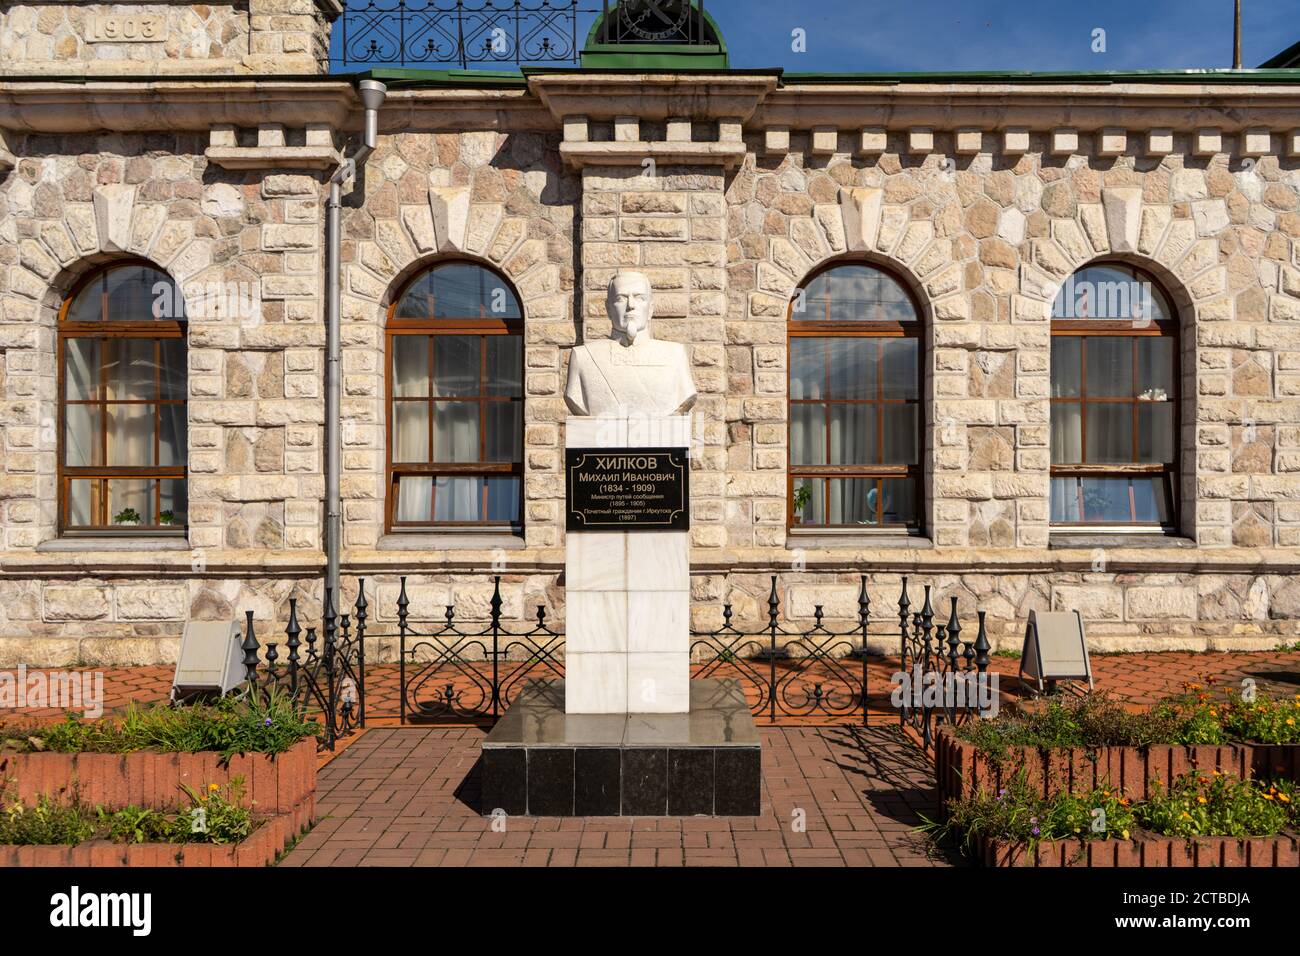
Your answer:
[325,79,387,607]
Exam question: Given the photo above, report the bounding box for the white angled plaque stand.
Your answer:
[564,414,691,714]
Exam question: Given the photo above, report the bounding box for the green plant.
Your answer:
[113,507,141,524]
[1149,680,1300,745]
[1,781,257,847]
[174,779,252,845]
[0,792,97,846]
[0,685,318,760]
[792,483,813,518]
[953,692,1182,757]
[105,805,170,844]
[1223,696,1300,744]
[1137,772,1297,838]
[954,684,1300,754]
[158,510,176,525]
[921,770,1136,855]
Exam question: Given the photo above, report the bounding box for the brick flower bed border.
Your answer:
[0,739,318,867]
[0,738,317,816]
[0,809,305,868]
[973,832,1300,867]
[936,732,1300,807]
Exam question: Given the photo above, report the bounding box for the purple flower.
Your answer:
[1031,826,1041,836]
[1029,816,1037,825]
[264,717,273,726]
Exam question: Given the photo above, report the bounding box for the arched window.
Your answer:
[788,263,922,531]
[1050,262,1178,528]
[58,261,187,532]
[386,261,523,531]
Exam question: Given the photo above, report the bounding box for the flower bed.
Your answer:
[930,770,1300,868]
[0,692,319,808]
[0,778,306,868]
[0,813,298,867]
[936,736,1300,803]
[0,737,317,819]
[0,694,319,864]
[937,687,1300,808]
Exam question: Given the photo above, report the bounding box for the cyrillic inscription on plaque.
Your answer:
[566,447,689,531]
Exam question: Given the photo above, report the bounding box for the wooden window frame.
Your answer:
[384,261,525,533]
[786,262,924,534]
[57,260,187,536]
[1050,263,1180,530]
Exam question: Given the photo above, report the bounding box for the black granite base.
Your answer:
[480,679,761,816]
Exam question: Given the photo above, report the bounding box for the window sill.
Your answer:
[377,532,526,552]
[37,536,191,553]
[1048,532,1194,550]
[785,530,933,550]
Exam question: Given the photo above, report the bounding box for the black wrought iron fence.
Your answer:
[895,578,993,750]
[335,0,595,68]
[239,573,994,749]
[240,584,368,750]
[394,578,564,722]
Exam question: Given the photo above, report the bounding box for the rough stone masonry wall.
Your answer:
[0,0,333,76]
[0,132,326,664]
[4,113,1300,664]
[336,128,578,553]
[694,127,1300,647]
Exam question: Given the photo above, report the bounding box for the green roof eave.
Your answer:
[580,43,727,70]
[346,67,527,88]
[779,68,1300,84]
[341,66,1300,89]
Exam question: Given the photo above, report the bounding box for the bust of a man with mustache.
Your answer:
[563,271,697,418]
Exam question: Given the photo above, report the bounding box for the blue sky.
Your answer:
[330,0,1298,72]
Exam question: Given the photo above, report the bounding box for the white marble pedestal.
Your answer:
[564,415,691,714]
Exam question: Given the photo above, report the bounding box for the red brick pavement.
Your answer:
[279,725,954,867]
[4,649,1297,724]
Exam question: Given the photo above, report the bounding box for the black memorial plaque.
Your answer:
[565,446,689,531]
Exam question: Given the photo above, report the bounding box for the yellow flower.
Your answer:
[1280,793,1292,804]
[1287,718,1295,726]
[1181,812,1192,819]
[1121,829,1130,839]
[208,783,220,792]
[1197,796,1207,804]
[1264,793,1274,801]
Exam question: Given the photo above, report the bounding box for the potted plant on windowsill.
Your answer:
[113,508,141,527]
[792,484,812,524]
[158,511,176,527]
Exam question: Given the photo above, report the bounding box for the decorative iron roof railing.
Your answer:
[335,0,596,68]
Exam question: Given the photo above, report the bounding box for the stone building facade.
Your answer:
[3,2,1300,666]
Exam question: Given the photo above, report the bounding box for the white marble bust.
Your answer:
[564,272,697,418]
